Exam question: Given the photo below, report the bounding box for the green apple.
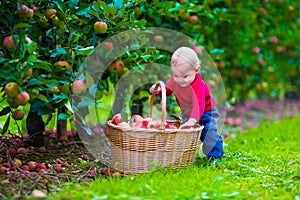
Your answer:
[4,82,19,97]
[94,21,108,34]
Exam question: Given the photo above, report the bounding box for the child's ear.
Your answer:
[195,66,201,73]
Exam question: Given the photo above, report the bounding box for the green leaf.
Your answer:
[37,94,49,102]
[0,57,7,63]
[77,100,94,108]
[56,11,66,21]
[93,1,100,10]
[69,0,79,9]
[89,10,100,18]
[0,107,11,116]
[13,23,31,30]
[32,62,52,72]
[75,46,94,56]
[52,93,69,100]
[27,42,38,54]
[114,0,123,9]
[64,100,74,113]
[53,0,66,12]
[51,47,67,57]
[58,113,71,120]
[2,115,10,135]
[77,4,90,16]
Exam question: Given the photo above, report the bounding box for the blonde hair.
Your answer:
[171,47,201,70]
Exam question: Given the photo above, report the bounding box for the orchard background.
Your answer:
[1,0,299,142]
[0,0,299,197]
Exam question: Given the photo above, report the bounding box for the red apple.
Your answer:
[12,110,25,120]
[223,132,230,138]
[35,163,47,172]
[142,117,152,127]
[21,165,30,172]
[109,61,123,73]
[233,118,242,126]
[3,35,17,51]
[225,117,234,125]
[4,82,19,97]
[103,41,114,50]
[49,86,60,93]
[55,164,63,173]
[15,91,30,105]
[72,80,86,95]
[188,15,198,24]
[130,114,143,123]
[147,120,161,129]
[269,36,278,43]
[165,123,178,129]
[131,121,144,128]
[16,4,29,15]
[193,45,202,54]
[66,130,73,137]
[54,61,71,71]
[252,47,260,54]
[111,113,123,125]
[94,21,108,34]
[257,58,266,66]
[88,169,97,176]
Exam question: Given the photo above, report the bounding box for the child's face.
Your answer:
[171,62,198,87]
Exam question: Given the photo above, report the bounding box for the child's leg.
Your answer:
[199,107,224,159]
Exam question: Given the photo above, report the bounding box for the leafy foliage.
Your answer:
[0,0,299,133]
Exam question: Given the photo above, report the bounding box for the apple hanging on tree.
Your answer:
[4,82,19,98]
[15,91,30,105]
[94,21,108,34]
[12,110,25,120]
[72,80,86,95]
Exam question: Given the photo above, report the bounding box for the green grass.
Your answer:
[31,116,300,200]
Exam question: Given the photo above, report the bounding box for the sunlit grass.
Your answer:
[36,115,300,200]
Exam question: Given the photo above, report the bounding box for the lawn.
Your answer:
[31,115,300,200]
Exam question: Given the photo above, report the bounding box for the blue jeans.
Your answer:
[183,107,224,158]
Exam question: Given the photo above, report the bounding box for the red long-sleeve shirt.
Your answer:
[165,73,215,121]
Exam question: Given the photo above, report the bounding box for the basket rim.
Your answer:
[107,120,204,133]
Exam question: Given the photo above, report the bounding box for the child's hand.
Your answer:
[179,118,197,129]
[149,84,161,94]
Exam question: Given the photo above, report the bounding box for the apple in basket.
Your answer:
[118,122,130,128]
[131,121,144,128]
[129,114,143,123]
[141,117,152,127]
[147,119,161,129]
[111,113,123,125]
[165,123,178,129]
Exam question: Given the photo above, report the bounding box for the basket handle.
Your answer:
[147,81,167,129]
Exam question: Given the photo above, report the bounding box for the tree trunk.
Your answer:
[26,109,46,147]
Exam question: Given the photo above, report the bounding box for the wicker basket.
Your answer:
[107,81,203,174]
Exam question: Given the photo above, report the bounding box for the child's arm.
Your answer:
[179,118,197,129]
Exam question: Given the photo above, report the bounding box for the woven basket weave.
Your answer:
[107,81,203,174]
